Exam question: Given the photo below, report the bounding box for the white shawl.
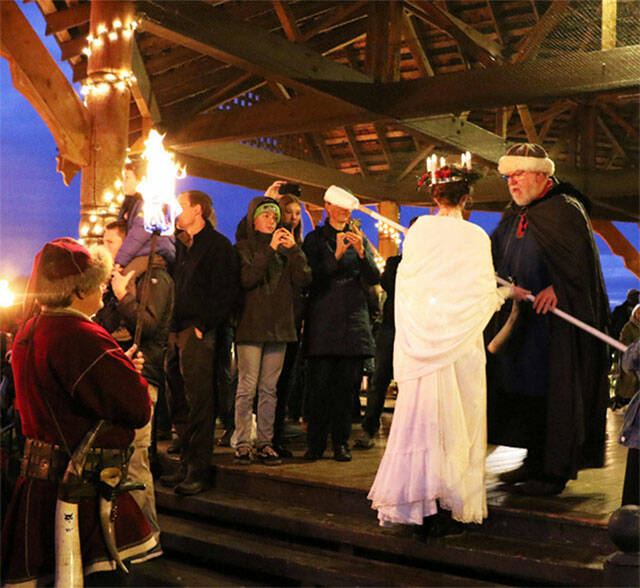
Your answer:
[394,215,505,382]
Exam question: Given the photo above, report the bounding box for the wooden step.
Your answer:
[158,511,501,587]
[156,485,607,586]
[158,454,614,555]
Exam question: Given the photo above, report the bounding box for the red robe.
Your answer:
[2,309,156,586]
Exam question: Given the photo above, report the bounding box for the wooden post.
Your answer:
[79,1,135,244]
[377,201,400,259]
[602,0,617,51]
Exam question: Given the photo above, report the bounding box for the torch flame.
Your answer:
[137,130,185,236]
[0,280,15,308]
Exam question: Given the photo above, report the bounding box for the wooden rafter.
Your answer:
[602,0,617,51]
[511,0,571,63]
[406,0,503,66]
[299,1,367,42]
[598,101,639,138]
[272,0,301,42]
[373,122,393,168]
[397,143,435,181]
[311,132,335,168]
[44,3,90,36]
[591,219,640,277]
[0,0,89,184]
[509,100,576,134]
[596,115,629,161]
[401,11,434,77]
[136,0,372,96]
[344,126,369,176]
[131,40,161,124]
[516,104,540,143]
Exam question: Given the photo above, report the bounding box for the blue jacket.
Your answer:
[620,339,640,449]
[115,195,176,268]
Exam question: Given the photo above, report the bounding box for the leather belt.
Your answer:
[20,437,132,485]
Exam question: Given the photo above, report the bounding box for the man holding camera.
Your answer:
[302,186,380,462]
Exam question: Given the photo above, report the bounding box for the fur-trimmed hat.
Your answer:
[324,185,360,211]
[498,143,555,176]
[31,238,112,307]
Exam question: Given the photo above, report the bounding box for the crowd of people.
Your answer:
[1,142,638,585]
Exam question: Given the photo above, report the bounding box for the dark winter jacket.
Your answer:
[94,255,173,389]
[173,221,240,334]
[302,220,380,358]
[380,254,401,329]
[115,194,176,268]
[235,197,312,344]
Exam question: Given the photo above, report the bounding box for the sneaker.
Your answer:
[257,445,282,465]
[234,446,253,464]
[354,433,375,449]
[273,444,293,458]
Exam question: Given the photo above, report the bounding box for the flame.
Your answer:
[0,280,15,308]
[137,130,185,236]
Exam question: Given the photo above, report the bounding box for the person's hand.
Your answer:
[277,228,296,249]
[533,285,557,314]
[344,229,364,258]
[125,344,145,373]
[335,232,350,259]
[270,229,289,250]
[111,268,135,300]
[194,328,203,339]
[510,285,531,301]
[264,180,285,200]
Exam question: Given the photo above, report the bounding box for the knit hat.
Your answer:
[498,143,555,176]
[30,238,112,307]
[324,185,360,211]
[253,200,281,223]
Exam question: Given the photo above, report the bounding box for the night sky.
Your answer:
[0,3,637,307]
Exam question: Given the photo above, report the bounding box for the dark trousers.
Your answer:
[361,325,394,437]
[214,323,236,432]
[622,447,639,506]
[306,356,363,453]
[176,327,216,475]
[274,341,299,446]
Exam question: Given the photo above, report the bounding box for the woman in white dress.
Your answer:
[368,176,529,536]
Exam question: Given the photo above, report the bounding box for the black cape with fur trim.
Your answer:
[486,182,610,480]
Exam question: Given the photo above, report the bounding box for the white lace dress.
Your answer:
[368,215,507,525]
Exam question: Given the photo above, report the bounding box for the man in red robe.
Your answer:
[2,238,157,586]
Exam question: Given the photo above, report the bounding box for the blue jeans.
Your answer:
[234,343,286,449]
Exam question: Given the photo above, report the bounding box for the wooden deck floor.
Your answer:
[180,408,627,525]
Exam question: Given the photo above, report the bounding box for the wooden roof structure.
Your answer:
[2,1,639,233]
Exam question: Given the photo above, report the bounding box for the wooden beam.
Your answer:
[166,93,380,147]
[580,103,597,169]
[300,1,367,42]
[0,0,89,183]
[344,126,369,176]
[60,35,86,62]
[596,114,629,161]
[511,0,571,63]
[406,0,503,65]
[131,40,161,124]
[44,3,90,36]
[272,0,301,42]
[598,101,639,138]
[174,141,426,204]
[516,104,540,143]
[602,0,617,51]
[163,46,640,148]
[591,219,640,277]
[311,132,335,168]
[373,122,393,168]
[378,46,640,120]
[136,0,372,94]
[396,143,435,181]
[509,99,576,134]
[486,1,507,47]
[268,80,292,101]
[401,11,434,77]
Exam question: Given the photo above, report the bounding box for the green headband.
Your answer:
[253,202,281,223]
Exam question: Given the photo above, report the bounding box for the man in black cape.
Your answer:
[486,143,610,496]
